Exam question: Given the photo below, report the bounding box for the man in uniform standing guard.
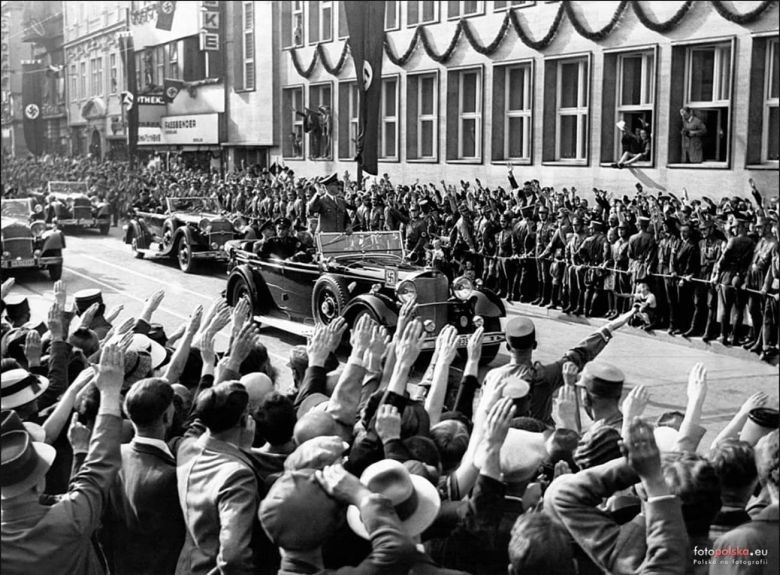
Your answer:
[307,173,351,234]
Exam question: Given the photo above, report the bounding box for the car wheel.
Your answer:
[479,316,503,366]
[131,235,144,259]
[178,236,195,273]
[312,274,349,325]
[99,223,110,235]
[48,262,63,281]
[231,276,255,316]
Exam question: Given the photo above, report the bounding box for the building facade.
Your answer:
[1,0,28,157]
[63,1,130,159]
[273,0,779,198]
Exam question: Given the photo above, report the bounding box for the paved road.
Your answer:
[7,226,779,450]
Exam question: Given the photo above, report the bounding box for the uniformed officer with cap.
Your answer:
[483,308,636,425]
[574,361,625,429]
[307,173,351,233]
[73,289,113,339]
[258,217,304,260]
[3,296,31,328]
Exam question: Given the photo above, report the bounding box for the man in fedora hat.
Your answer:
[1,343,125,575]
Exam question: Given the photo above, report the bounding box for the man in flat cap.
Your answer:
[307,173,350,234]
[483,308,635,425]
[258,218,304,261]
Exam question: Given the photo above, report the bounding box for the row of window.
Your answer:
[282,37,779,166]
[68,52,119,102]
[282,0,535,49]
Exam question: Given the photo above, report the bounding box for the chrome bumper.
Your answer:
[1,256,62,269]
[191,250,229,261]
[57,218,108,226]
[420,330,505,350]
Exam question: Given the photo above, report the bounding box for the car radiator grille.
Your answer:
[73,206,92,220]
[413,275,450,332]
[208,232,233,248]
[2,227,34,258]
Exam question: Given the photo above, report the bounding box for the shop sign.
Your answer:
[160,113,218,144]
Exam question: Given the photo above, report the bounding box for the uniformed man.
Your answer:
[404,204,429,264]
[494,212,516,299]
[573,362,626,431]
[306,173,350,233]
[132,188,160,213]
[482,309,635,425]
[672,222,701,336]
[691,220,725,340]
[258,217,304,260]
[658,218,682,333]
[577,219,609,317]
[563,217,587,315]
[252,219,277,256]
[713,217,756,346]
[533,205,555,306]
[743,217,777,350]
[628,215,657,285]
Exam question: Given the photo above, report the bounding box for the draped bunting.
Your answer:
[289,0,778,79]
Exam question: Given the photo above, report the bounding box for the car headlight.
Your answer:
[34,204,43,214]
[395,280,417,303]
[452,276,474,301]
[199,218,210,233]
[30,222,47,238]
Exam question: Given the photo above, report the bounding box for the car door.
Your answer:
[280,261,319,319]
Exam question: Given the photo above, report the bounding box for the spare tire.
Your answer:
[312,274,349,325]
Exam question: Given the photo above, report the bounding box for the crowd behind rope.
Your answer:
[0,155,779,575]
[3,155,779,362]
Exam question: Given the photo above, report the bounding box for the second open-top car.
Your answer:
[124,197,237,273]
[224,231,507,364]
[1,198,65,280]
[46,181,111,234]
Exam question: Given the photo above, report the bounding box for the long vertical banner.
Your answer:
[119,33,138,166]
[343,1,385,176]
[22,60,44,156]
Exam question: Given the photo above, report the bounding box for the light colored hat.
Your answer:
[0,369,49,410]
[616,120,626,131]
[129,333,167,369]
[500,429,549,482]
[348,459,441,539]
[653,426,679,453]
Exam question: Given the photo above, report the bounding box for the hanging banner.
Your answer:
[119,34,139,166]
[22,60,44,156]
[156,0,177,31]
[343,1,385,175]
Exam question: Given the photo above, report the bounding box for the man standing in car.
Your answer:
[307,173,350,233]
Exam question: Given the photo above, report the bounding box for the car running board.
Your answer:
[253,315,315,338]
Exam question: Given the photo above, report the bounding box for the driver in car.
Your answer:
[258,217,306,261]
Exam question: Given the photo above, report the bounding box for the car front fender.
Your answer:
[41,229,66,251]
[343,294,398,327]
[469,288,506,318]
[94,203,111,218]
[226,264,260,307]
[128,219,151,248]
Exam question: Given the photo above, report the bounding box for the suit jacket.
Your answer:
[308,193,349,233]
[101,440,185,575]
[175,432,261,575]
[709,503,779,575]
[545,458,689,575]
[1,413,122,575]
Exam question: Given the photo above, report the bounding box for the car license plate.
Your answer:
[456,334,470,347]
[10,258,34,267]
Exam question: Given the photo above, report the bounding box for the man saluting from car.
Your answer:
[307,173,351,234]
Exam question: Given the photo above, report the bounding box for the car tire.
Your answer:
[99,223,110,235]
[312,274,349,325]
[131,235,144,259]
[479,316,502,366]
[178,236,195,273]
[48,262,63,281]
[230,275,255,316]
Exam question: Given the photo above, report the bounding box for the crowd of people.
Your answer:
[3,155,779,362]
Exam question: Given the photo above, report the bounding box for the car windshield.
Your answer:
[167,197,221,213]
[317,231,404,257]
[1,200,30,220]
[47,181,88,195]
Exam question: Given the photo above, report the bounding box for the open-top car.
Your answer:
[124,197,237,273]
[46,181,111,235]
[224,231,506,364]
[1,198,65,280]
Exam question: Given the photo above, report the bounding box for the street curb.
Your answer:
[505,301,778,365]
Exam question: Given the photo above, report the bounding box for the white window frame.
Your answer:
[494,0,533,11]
[380,76,399,160]
[555,57,588,162]
[155,45,165,86]
[762,38,778,164]
[70,64,77,102]
[449,0,484,19]
[284,87,305,158]
[80,61,87,100]
[168,41,179,79]
[684,41,733,164]
[408,1,439,26]
[320,0,333,43]
[385,0,400,31]
[349,82,360,159]
[109,53,118,94]
[242,1,255,90]
[458,68,482,160]
[417,73,438,160]
[292,1,304,47]
[615,50,655,163]
[504,63,532,161]
[309,83,332,159]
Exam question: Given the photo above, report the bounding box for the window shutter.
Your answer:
[491,67,506,161]
[282,1,292,48]
[283,90,292,157]
[233,4,243,89]
[182,36,203,81]
[600,53,617,163]
[448,1,460,19]
[542,60,557,162]
[667,47,686,163]
[446,71,458,160]
[407,75,419,159]
[338,0,348,38]
[309,1,320,44]
[408,1,419,26]
[746,38,767,165]
[338,82,350,159]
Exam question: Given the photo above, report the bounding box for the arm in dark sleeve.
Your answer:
[452,374,480,421]
[561,327,613,369]
[215,468,259,574]
[382,438,414,463]
[38,340,72,410]
[293,365,328,411]
[507,172,519,190]
[132,318,152,335]
[639,497,689,575]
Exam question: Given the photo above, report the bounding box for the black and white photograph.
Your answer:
[1,1,779,573]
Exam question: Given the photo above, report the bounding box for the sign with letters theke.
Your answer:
[199,1,220,51]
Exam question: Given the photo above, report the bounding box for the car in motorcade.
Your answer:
[223,230,507,364]
[46,181,111,235]
[124,196,238,273]
[1,198,65,280]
